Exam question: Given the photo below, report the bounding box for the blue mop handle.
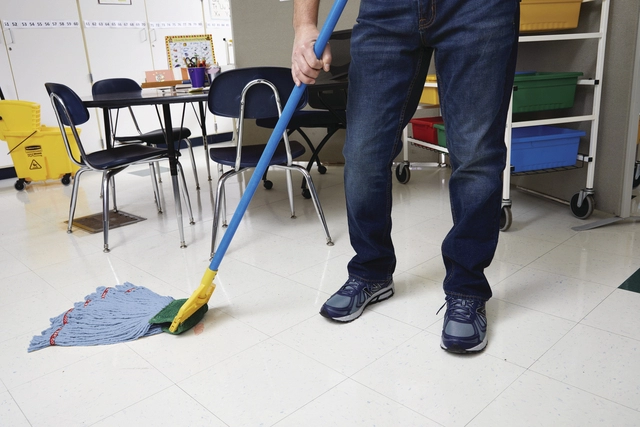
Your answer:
[208,0,348,272]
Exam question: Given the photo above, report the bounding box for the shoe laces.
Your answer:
[337,279,363,296]
[436,296,479,322]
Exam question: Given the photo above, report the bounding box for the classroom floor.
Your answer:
[1,149,640,427]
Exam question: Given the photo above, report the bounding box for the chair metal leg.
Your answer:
[217,163,228,227]
[184,137,200,190]
[176,161,195,225]
[285,169,295,218]
[102,170,115,253]
[149,162,163,213]
[281,164,333,246]
[110,174,118,212]
[67,168,87,233]
[211,168,241,259]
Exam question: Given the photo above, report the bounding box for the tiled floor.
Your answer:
[1,150,640,426]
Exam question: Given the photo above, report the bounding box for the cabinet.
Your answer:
[399,0,610,231]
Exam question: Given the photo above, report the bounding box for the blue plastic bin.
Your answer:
[511,126,585,172]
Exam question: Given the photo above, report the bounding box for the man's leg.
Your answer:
[429,0,520,352]
[320,0,431,321]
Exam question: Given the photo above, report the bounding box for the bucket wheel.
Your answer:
[14,179,27,191]
[570,192,594,219]
[61,173,72,186]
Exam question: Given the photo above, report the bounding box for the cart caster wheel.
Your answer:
[570,193,594,219]
[61,174,72,186]
[263,180,273,190]
[499,206,512,231]
[395,163,411,184]
[318,165,327,174]
[14,179,25,191]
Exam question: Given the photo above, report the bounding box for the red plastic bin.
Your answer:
[410,116,444,145]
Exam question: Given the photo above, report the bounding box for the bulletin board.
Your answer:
[165,34,216,68]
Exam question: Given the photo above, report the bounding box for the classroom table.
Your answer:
[83,87,209,249]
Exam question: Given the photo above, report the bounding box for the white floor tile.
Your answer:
[461,299,575,368]
[92,386,227,427]
[581,289,640,340]
[275,309,421,376]
[531,324,640,411]
[217,278,330,336]
[0,391,30,427]
[274,379,439,427]
[529,245,640,288]
[0,333,106,390]
[469,371,640,427]
[11,345,173,426]
[126,309,268,383]
[179,339,346,427]
[491,267,614,322]
[368,271,444,329]
[352,331,525,426]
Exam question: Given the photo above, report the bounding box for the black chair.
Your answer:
[256,29,350,198]
[91,78,201,191]
[45,82,193,253]
[207,67,333,258]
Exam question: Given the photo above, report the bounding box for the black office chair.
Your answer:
[207,67,333,258]
[255,29,350,198]
[45,82,193,253]
[91,78,201,191]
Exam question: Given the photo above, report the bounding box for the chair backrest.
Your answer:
[92,78,145,135]
[92,78,142,96]
[308,29,351,111]
[207,67,307,119]
[44,82,90,165]
[45,83,91,126]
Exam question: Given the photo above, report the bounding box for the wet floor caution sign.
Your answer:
[29,159,43,170]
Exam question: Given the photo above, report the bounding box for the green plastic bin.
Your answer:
[513,72,583,113]
[434,123,447,148]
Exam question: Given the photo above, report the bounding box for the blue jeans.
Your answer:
[343,0,520,301]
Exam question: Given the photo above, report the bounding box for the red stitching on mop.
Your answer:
[62,308,74,325]
[50,327,62,346]
[101,288,111,299]
[84,299,92,307]
[125,287,136,293]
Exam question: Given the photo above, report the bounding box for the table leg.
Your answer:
[162,104,187,248]
[198,101,211,181]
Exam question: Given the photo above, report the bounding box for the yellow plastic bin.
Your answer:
[5,126,80,190]
[0,100,41,136]
[419,74,439,105]
[520,0,583,33]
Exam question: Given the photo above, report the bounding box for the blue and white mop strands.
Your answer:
[28,282,174,352]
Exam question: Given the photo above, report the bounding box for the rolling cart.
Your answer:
[399,0,610,231]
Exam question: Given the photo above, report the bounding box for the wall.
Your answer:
[230,0,640,218]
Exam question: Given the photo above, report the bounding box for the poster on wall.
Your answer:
[209,0,230,21]
[166,34,217,68]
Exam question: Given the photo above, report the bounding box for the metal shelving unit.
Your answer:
[398,0,610,231]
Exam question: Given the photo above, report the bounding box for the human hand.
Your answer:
[291,24,332,86]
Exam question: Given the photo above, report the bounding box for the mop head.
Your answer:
[28,282,206,352]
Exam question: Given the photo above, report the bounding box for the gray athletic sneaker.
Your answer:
[320,277,395,322]
[440,295,488,354]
